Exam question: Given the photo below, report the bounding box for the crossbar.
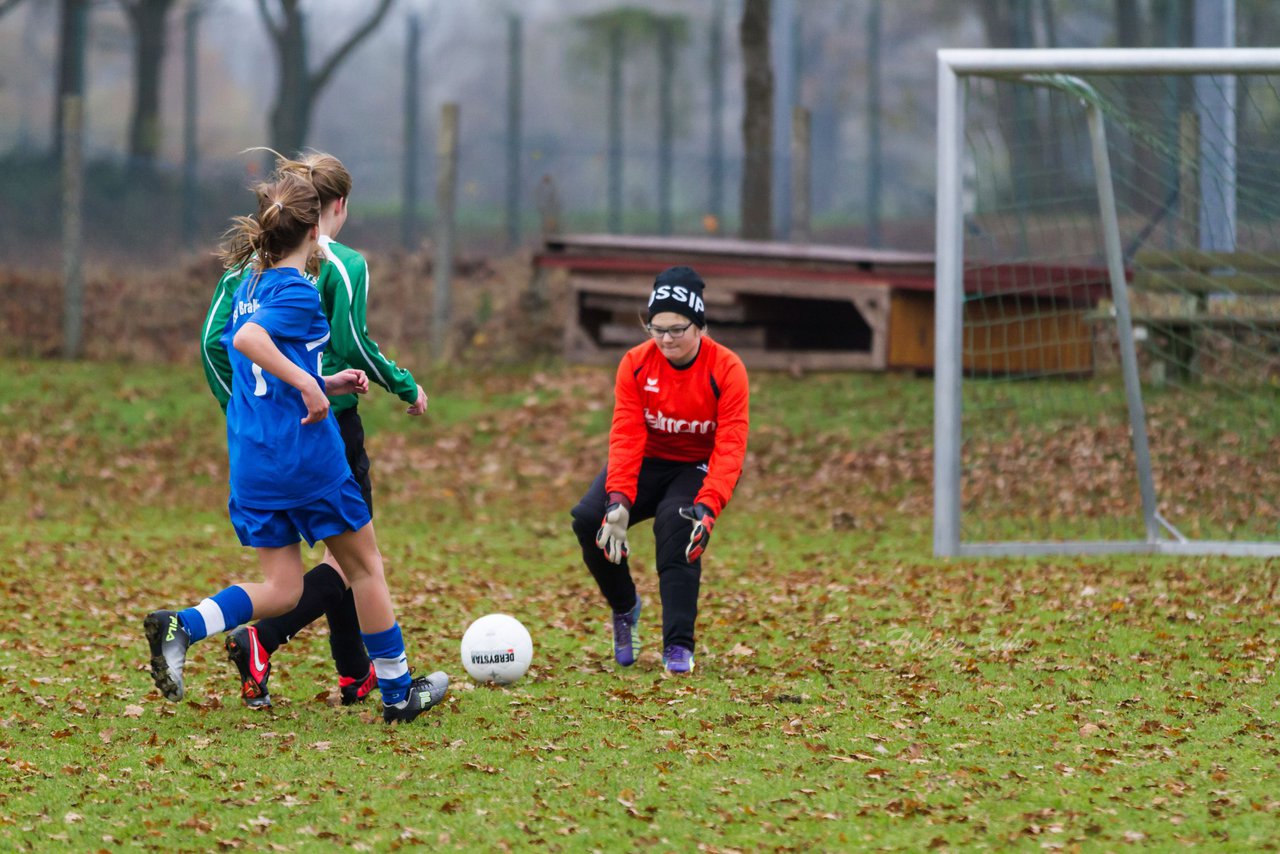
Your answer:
[939,48,1280,76]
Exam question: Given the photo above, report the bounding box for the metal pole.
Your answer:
[657,20,674,236]
[1194,0,1236,252]
[789,105,810,244]
[181,4,199,248]
[61,94,84,361]
[938,47,1280,75]
[433,102,458,360]
[866,0,882,247]
[707,0,725,228]
[933,58,964,557]
[607,26,623,234]
[402,13,421,251]
[505,12,522,249]
[1086,102,1161,542]
[771,0,793,237]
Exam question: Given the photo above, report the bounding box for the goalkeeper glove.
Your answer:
[595,494,631,565]
[678,503,716,562]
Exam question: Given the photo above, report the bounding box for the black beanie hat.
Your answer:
[647,266,706,328]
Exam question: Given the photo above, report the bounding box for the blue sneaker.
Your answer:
[662,645,694,674]
[383,671,449,724]
[611,596,641,667]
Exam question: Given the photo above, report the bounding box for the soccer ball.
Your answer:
[460,613,533,685]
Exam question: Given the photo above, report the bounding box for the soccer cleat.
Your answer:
[611,596,642,667]
[382,671,449,724]
[338,662,377,706]
[144,610,191,701]
[662,645,695,674]
[225,625,272,709]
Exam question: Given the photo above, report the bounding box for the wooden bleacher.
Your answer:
[533,234,1112,374]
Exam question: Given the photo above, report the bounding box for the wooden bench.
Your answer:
[1109,250,1280,383]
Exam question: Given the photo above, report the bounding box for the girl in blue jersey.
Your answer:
[203,151,428,711]
[144,173,447,723]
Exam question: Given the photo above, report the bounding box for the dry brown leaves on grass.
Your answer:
[0,250,560,366]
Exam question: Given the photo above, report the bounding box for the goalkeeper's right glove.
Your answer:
[678,503,716,562]
[595,493,631,565]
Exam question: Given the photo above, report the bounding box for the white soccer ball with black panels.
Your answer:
[460,613,533,685]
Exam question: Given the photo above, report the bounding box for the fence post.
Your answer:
[62,94,85,360]
[433,102,459,360]
[790,105,811,243]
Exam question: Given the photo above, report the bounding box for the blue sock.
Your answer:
[177,586,254,644]
[362,623,412,705]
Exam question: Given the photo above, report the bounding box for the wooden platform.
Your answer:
[533,234,1110,374]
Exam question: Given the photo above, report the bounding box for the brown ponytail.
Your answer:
[276,151,353,207]
[218,172,321,273]
[241,145,353,207]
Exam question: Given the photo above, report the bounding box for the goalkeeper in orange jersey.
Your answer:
[570,266,750,674]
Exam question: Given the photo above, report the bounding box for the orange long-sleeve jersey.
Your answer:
[605,336,750,517]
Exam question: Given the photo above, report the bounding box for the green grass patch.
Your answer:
[0,359,1277,850]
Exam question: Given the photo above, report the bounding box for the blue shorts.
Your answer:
[228,476,372,549]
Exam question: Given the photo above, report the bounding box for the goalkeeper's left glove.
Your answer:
[678,503,716,562]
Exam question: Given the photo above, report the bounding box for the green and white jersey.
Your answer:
[200,239,419,413]
[200,265,244,411]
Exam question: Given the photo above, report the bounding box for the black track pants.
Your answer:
[570,458,707,653]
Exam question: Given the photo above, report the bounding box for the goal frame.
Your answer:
[933,48,1280,558]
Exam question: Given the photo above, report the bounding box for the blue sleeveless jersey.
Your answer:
[221,267,351,509]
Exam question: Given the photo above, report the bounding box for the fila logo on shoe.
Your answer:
[644,377,660,394]
[644,408,716,435]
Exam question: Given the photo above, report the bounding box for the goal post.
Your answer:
[934,48,1280,558]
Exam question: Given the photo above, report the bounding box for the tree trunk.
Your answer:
[124,0,177,178]
[739,0,772,240]
[268,3,309,155]
[259,0,394,156]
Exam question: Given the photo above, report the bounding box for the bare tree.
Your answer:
[255,0,395,155]
[119,0,179,177]
[739,0,772,240]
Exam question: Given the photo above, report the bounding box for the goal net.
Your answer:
[934,49,1280,556]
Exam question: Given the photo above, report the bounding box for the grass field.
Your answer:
[1,358,1278,851]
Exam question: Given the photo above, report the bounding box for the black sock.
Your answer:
[253,563,347,653]
[326,586,371,680]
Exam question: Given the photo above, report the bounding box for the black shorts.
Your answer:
[336,406,374,516]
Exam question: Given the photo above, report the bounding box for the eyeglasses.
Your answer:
[645,321,694,340]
